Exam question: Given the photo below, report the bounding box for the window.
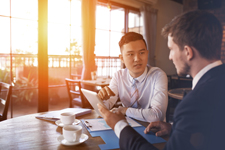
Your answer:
[0,0,38,116]
[0,0,142,117]
[48,0,82,110]
[95,1,142,76]
[95,4,125,57]
[128,10,143,34]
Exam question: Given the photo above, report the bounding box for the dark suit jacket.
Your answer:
[120,64,225,150]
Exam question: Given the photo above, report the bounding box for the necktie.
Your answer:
[130,78,139,107]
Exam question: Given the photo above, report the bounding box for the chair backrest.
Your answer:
[0,82,12,121]
[65,78,85,108]
[71,74,82,80]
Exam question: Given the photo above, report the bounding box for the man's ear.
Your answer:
[119,54,124,63]
[184,45,194,61]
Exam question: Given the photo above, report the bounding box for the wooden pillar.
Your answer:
[38,0,48,112]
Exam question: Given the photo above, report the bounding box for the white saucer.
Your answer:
[57,134,88,146]
[55,119,80,127]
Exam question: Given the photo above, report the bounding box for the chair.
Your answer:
[0,82,12,121]
[65,78,86,108]
[71,74,82,80]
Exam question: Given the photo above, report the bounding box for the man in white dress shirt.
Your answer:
[97,32,168,122]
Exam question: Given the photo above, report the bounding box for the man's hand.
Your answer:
[97,103,126,130]
[110,106,128,115]
[97,86,115,100]
[144,121,172,137]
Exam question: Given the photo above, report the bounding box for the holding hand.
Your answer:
[144,121,172,137]
[97,103,126,130]
[110,106,128,115]
[97,86,115,100]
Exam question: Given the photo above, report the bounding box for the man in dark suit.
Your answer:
[97,10,225,150]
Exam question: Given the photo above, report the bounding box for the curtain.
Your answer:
[140,5,158,67]
[81,0,97,80]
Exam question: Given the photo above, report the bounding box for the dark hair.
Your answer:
[162,10,222,60]
[119,32,147,51]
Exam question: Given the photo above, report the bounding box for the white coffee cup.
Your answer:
[60,112,75,125]
[63,125,82,142]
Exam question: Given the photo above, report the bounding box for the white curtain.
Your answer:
[140,5,158,66]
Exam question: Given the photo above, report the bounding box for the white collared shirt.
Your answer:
[192,60,222,89]
[103,66,168,122]
[103,65,168,137]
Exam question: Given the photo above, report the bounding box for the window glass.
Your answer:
[71,26,82,56]
[139,13,143,34]
[110,31,123,56]
[71,0,81,26]
[10,1,38,116]
[11,0,38,20]
[111,7,124,32]
[48,0,70,24]
[95,3,143,75]
[96,5,110,30]
[128,10,143,34]
[0,59,10,83]
[0,0,142,116]
[0,17,10,83]
[47,0,84,111]
[95,29,109,56]
[11,19,38,54]
[0,17,10,54]
[48,23,70,55]
[0,0,10,16]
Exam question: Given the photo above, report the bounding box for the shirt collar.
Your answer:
[128,67,148,85]
[192,60,222,90]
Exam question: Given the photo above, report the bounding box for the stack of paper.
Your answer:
[36,108,92,121]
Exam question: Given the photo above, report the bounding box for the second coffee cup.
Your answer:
[60,112,75,125]
[63,125,82,142]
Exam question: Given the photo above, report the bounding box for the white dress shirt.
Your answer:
[192,60,222,89]
[104,66,168,122]
[103,65,168,122]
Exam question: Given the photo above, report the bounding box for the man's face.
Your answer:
[120,40,148,78]
[168,35,190,76]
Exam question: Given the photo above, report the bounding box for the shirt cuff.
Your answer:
[114,119,129,138]
[125,107,131,116]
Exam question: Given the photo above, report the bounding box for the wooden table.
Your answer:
[166,88,192,122]
[80,77,111,88]
[168,88,192,100]
[0,110,167,150]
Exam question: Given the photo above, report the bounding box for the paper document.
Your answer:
[36,108,92,121]
[83,117,141,131]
